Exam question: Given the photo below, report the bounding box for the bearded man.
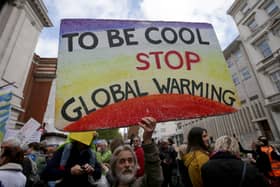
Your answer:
[106,117,163,187]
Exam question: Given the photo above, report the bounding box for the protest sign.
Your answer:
[17,118,41,145]
[0,85,12,142]
[55,19,240,131]
[26,130,42,144]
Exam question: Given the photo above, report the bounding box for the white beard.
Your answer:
[117,168,136,184]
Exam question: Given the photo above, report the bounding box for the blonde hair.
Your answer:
[214,135,240,155]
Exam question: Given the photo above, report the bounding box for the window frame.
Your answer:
[247,17,258,32]
[232,73,240,85]
[240,67,251,81]
[240,3,251,15]
[256,39,272,58]
[270,70,280,92]
[227,58,233,68]
[264,0,279,16]
[234,49,242,62]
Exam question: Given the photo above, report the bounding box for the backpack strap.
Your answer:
[59,143,72,170]
[238,162,247,187]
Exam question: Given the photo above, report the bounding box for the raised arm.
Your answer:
[138,116,156,145]
[138,117,163,187]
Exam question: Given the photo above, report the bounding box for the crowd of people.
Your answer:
[0,117,280,187]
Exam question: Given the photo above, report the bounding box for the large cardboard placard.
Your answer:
[55,19,240,131]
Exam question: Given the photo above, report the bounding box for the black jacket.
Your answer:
[201,151,268,187]
[41,143,101,187]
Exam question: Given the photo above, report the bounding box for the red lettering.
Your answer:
[136,53,150,70]
[136,50,200,71]
[165,50,184,70]
[149,51,164,69]
[185,51,200,70]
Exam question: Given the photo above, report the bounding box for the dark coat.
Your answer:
[159,145,178,187]
[41,142,101,187]
[201,151,268,187]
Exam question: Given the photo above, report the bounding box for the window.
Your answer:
[227,58,233,68]
[264,0,279,16]
[257,40,272,58]
[240,67,251,80]
[232,73,240,85]
[276,27,280,37]
[247,18,258,32]
[270,70,280,92]
[240,3,251,15]
[249,95,259,101]
[271,20,280,36]
[234,49,242,62]
[240,100,246,104]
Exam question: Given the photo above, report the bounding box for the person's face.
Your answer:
[202,131,209,148]
[98,144,106,152]
[115,150,136,184]
[133,138,140,147]
[47,152,54,159]
[161,142,169,149]
[26,147,33,154]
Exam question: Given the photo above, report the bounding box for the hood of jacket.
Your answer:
[0,162,23,171]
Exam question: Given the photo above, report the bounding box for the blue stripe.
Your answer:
[0,116,8,125]
[0,111,9,118]
[0,122,7,128]
[0,92,12,102]
[0,101,9,107]
[0,105,10,111]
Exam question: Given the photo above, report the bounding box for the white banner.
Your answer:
[17,118,41,145]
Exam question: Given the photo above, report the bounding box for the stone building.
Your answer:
[0,0,52,127]
[227,0,280,141]
[183,0,280,147]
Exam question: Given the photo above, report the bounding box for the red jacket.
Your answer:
[134,146,144,177]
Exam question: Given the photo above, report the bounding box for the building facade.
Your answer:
[0,0,52,127]
[228,0,280,140]
[19,54,57,124]
[182,0,280,147]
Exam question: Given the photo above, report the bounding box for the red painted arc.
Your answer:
[63,94,237,131]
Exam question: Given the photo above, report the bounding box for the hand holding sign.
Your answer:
[138,117,156,144]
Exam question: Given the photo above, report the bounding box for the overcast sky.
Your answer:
[35,0,239,57]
